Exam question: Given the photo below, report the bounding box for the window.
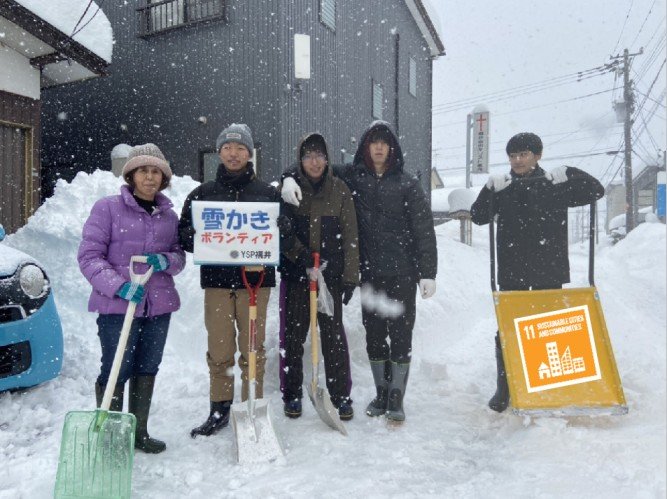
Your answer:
[409,57,417,97]
[320,0,336,31]
[372,81,383,120]
[138,0,225,37]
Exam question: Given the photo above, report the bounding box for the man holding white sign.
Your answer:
[178,124,286,437]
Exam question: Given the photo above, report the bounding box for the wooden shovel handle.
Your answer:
[310,253,320,384]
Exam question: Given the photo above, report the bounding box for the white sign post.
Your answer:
[191,201,280,266]
[471,105,490,174]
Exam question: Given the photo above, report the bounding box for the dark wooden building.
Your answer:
[0,0,108,233]
[41,0,445,194]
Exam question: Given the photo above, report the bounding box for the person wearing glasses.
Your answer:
[471,132,604,413]
[281,122,437,423]
[279,132,359,420]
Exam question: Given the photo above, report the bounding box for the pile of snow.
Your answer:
[1,170,665,497]
[16,0,113,62]
[448,188,478,213]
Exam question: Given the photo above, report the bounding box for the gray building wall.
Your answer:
[41,0,437,194]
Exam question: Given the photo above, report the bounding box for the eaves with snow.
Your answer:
[0,0,112,92]
[405,0,445,58]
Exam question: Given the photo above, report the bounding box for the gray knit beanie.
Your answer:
[122,143,172,182]
[215,123,254,153]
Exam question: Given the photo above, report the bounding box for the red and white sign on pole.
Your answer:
[191,201,280,266]
[471,105,490,174]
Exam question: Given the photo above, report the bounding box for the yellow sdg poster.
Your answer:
[514,305,601,393]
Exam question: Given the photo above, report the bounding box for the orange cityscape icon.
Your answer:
[513,305,601,393]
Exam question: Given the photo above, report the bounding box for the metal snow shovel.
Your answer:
[231,266,283,464]
[54,256,153,499]
[305,253,348,436]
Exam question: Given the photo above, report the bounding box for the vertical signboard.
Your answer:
[471,106,489,174]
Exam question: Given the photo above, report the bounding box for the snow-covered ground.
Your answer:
[1,171,665,498]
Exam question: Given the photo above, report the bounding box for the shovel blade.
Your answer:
[230,399,283,464]
[306,384,348,436]
[54,409,136,499]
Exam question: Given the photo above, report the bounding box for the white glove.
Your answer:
[546,166,569,184]
[485,174,512,192]
[419,278,436,299]
[281,177,302,207]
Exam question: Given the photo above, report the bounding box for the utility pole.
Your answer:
[611,48,643,233]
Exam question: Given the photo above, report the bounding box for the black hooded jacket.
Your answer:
[279,133,359,287]
[178,162,280,289]
[470,164,604,289]
[282,121,437,282]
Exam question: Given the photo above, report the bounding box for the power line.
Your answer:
[612,0,636,54]
[71,0,105,39]
[432,63,617,114]
[70,0,95,38]
[433,88,616,129]
[628,0,659,50]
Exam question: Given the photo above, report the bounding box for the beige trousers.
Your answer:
[204,287,270,402]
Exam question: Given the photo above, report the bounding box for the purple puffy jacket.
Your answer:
[78,185,185,317]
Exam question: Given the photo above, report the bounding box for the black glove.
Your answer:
[342,283,356,305]
[277,215,293,239]
[297,248,315,268]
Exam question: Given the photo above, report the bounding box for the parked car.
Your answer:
[0,224,63,391]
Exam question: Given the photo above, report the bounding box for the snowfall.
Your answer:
[1,171,665,498]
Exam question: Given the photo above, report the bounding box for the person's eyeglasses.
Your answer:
[303,153,326,161]
[508,151,533,160]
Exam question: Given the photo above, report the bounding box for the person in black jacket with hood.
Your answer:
[279,133,359,421]
[282,121,438,423]
[471,132,604,413]
[179,124,282,437]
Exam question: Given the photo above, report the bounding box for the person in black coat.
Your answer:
[282,121,438,423]
[471,132,605,412]
[179,124,282,438]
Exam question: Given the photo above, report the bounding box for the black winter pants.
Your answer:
[362,275,417,363]
[278,279,352,406]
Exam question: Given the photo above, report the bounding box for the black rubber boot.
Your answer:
[488,334,510,413]
[386,361,410,422]
[190,401,232,438]
[366,360,391,417]
[129,376,166,454]
[95,382,124,412]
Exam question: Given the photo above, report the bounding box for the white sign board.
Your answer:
[191,201,280,266]
[294,34,311,79]
[472,110,490,174]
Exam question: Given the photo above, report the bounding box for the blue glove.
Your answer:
[145,253,169,272]
[116,282,145,303]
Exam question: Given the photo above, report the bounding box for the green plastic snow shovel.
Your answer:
[306,253,347,436]
[54,256,153,499]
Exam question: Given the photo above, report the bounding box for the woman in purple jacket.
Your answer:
[78,143,185,454]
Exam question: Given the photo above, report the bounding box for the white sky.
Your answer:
[430,0,666,188]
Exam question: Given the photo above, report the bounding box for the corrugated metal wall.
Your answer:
[41,0,435,192]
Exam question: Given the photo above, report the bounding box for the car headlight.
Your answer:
[19,264,48,299]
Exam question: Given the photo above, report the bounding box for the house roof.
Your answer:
[0,0,110,87]
[404,0,445,58]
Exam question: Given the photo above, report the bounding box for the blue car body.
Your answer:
[0,231,64,391]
